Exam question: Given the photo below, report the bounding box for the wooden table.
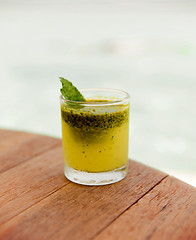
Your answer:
[0,129,195,240]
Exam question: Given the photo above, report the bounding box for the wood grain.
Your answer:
[0,161,167,240]
[0,130,195,240]
[0,130,36,152]
[0,145,68,225]
[0,134,61,173]
[94,176,196,240]
[0,129,16,140]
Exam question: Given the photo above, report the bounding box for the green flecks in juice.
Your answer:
[61,99,129,172]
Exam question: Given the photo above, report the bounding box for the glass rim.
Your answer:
[60,88,130,106]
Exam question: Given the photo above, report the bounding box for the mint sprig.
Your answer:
[60,77,86,102]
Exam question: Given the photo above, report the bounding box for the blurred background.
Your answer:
[0,0,195,186]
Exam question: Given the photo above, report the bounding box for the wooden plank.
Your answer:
[0,129,14,135]
[0,145,68,225]
[93,176,196,240]
[0,161,167,240]
[0,129,16,140]
[0,131,36,152]
[0,135,61,173]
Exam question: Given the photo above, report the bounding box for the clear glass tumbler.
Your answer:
[60,88,130,185]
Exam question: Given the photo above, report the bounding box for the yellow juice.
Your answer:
[61,100,129,172]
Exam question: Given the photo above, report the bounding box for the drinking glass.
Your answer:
[60,88,130,185]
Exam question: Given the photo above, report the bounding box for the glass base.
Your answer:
[64,165,128,186]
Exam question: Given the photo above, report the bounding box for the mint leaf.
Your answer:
[60,77,86,102]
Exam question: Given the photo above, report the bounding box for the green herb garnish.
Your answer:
[60,77,86,102]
